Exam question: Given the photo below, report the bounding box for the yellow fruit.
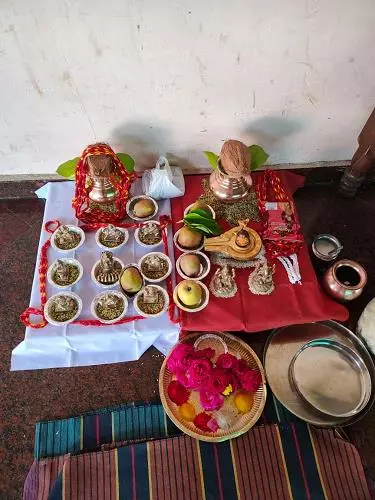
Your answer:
[180,254,201,277]
[234,391,254,414]
[133,199,155,218]
[177,280,202,307]
[177,226,202,249]
[120,267,143,293]
[178,403,196,422]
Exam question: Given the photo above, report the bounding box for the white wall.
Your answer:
[0,0,374,175]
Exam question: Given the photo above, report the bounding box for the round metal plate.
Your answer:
[264,320,375,427]
[290,339,371,418]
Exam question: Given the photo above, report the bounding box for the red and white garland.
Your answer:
[20,215,180,329]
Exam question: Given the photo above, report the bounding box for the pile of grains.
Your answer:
[55,229,81,250]
[96,294,125,321]
[137,289,165,315]
[138,224,162,245]
[141,256,169,280]
[49,299,78,322]
[200,179,260,226]
[99,230,125,248]
[89,201,116,214]
[52,264,80,286]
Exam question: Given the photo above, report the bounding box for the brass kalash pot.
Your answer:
[72,142,135,223]
[87,154,116,203]
[209,140,252,202]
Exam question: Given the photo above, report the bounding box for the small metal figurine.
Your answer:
[53,295,77,313]
[96,251,122,285]
[140,222,161,241]
[143,286,158,304]
[248,260,275,295]
[98,293,123,311]
[209,264,237,298]
[145,254,163,271]
[55,225,80,249]
[100,224,124,246]
[54,260,70,284]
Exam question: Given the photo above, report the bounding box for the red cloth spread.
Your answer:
[171,172,348,332]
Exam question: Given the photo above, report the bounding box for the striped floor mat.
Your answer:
[33,395,296,460]
[25,398,371,500]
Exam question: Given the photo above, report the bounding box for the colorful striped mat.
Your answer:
[24,397,373,499]
[33,396,296,460]
[25,421,370,500]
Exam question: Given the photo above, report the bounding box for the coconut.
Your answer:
[219,140,250,178]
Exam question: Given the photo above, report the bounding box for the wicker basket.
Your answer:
[159,331,267,442]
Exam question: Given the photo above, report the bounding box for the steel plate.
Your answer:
[289,339,371,418]
[264,320,375,427]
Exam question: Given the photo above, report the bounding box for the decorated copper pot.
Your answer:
[209,160,251,202]
[322,259,367,301]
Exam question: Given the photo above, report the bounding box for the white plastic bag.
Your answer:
[142,156,185,200]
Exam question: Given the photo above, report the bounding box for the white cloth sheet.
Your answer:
[11,181,180,371]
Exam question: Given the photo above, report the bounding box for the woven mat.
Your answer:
[25,397,372,500]
[34,396,289,460]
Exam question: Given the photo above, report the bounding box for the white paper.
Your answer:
[11,181,180,371]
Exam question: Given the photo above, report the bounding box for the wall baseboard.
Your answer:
[0,160,351,182]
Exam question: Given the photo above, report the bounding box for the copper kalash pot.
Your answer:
[72,143,135,223]
[87,154,116,203]
[209,160,251,202]
[322,259,367,301]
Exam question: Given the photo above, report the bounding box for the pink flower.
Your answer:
[184,358,213,389]
[167,380,190,405]
[200,390,224,411]
[194,412,220,433]
[216,353,238,370]
[239,369,262,392]
[206,417,220,432]
[175,369,189,387]
[167,344,195,373]
[194,347,215,360]
[225,372,239,393]
[204,368,229,394]
[233,359,249,376]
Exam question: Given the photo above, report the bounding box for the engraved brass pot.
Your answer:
[209,160,251,202]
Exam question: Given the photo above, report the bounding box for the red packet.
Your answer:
[256,171,304,258]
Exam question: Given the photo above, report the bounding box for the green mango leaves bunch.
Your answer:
[203,144,268,172]
[183,206,222,236]
[56,153,135,179]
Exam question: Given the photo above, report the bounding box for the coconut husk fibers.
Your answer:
[220,139,250,178]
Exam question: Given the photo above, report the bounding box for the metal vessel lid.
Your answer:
[312,234,343,261]
[289,339,371,418]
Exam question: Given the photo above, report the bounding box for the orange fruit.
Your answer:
[234,391,254,414]
[178,402,196,422]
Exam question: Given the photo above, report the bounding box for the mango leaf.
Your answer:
[184,213,213,223]
[56,157,79,180]
[248,145,269,171]
[203,151,219,170]
[188,208,213,219]
[116,153,135,173]
[184,213,222,236]
[185,222,216,236]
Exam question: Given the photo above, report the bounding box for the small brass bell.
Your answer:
[87,155,116,204]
